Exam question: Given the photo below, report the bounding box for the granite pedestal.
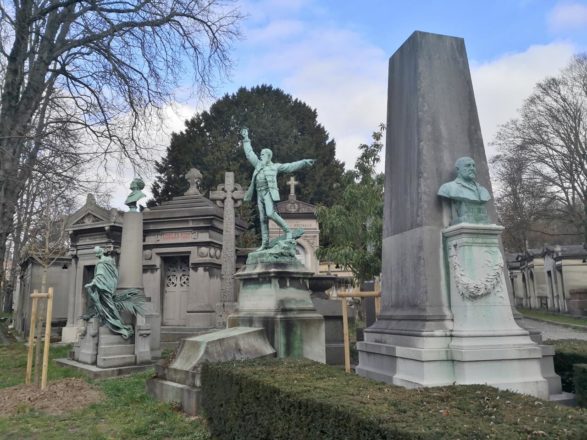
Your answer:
[228,262,326,363]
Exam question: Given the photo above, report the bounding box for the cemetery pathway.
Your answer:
[521,318,587,341]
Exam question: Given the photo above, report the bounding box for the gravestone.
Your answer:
[209,172,245,327]
[356,31,559,399]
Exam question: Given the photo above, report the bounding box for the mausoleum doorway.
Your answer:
[162,256,190,325]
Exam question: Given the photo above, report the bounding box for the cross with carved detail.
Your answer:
[287,176,299,200]
[209,172,245,321]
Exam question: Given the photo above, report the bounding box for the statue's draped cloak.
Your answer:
[86,256,134,339]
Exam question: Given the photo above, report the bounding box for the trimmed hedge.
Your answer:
[201,358,587,439]
[545,339,587,392]
[576,364,587,408]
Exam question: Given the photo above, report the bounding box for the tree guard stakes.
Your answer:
[25,288,54,390]
[337,281,381,373]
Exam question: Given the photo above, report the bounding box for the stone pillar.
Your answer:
[210,172,245,327]
[61,253,80,343]
[116,208,153,364]
[118,211,143,290]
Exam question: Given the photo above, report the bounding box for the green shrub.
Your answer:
[545,339,587,392]
[201,358,587,440]
[575,364,587,408]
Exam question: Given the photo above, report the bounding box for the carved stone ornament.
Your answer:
[448,243,503,300]
[80,213,101,224]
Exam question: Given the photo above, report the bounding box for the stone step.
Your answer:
[97,354,136,368]
[549,392,576,407]
[98,344,135,357]
[99,333,133,345]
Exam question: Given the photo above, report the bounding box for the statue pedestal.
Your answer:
[73,318,99,364]
[228,263,325,363]
[357,223,550,399]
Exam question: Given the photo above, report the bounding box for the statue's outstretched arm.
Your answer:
[241,128,259,166]
[278,158,315,173]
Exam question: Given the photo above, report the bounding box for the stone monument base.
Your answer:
[228,263,326,363]
[146,327,275,415]
[68,319,155,375]
[357,224,552,399]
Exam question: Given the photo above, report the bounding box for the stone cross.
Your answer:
[287,176,299,200]
[209,172,245,325]
[184,168,203,196]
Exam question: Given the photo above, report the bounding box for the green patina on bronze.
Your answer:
[438,156,491,225]
[241,127,315,264]
[125,177,147,212]
[82,246,145,339]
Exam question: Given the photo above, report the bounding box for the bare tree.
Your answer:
[0,0,242,305]
[492,55,587,244]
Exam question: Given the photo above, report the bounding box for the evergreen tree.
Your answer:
[151,85,345,207]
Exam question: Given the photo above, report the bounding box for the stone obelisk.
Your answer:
[356,31,554,399]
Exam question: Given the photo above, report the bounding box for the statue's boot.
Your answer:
[270,213,292,240]
[256,242,269,251]
[256,222,270,251]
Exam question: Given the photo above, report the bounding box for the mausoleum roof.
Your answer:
[66,194,123,231]
[144,194,247,230]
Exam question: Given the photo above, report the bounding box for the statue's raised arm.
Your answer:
[241,127,259,166]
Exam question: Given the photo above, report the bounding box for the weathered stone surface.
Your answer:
[229,263,325,363]
[376,31,495,329]
[209,172,245,306]
[73,318,99,364]
[146,327,275,415]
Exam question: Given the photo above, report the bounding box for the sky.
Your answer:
[107,0,587,208]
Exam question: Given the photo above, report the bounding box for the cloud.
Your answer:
[238,22,388,171]
[548,2,587,32]
[470,42,575,157]
[99,102,197,210]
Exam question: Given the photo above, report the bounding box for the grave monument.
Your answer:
[60,180,156,376]
[227,128,325,362]
[356,31,559,399]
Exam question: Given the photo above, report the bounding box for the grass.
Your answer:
[0,341,211,440]
[518,307,587,327]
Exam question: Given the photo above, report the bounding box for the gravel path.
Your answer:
[520,318,587,341]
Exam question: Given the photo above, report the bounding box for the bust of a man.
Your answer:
[125,178,146,211]
[438,157,491,224]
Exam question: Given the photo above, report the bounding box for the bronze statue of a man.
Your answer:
[241,128,315,250]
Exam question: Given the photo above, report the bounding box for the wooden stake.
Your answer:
[33,302,43,386]
[41,288,54,390]
[341,297,350,373]
[25,291,39,385]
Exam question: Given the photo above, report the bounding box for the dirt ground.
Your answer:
[0,378,104,416]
